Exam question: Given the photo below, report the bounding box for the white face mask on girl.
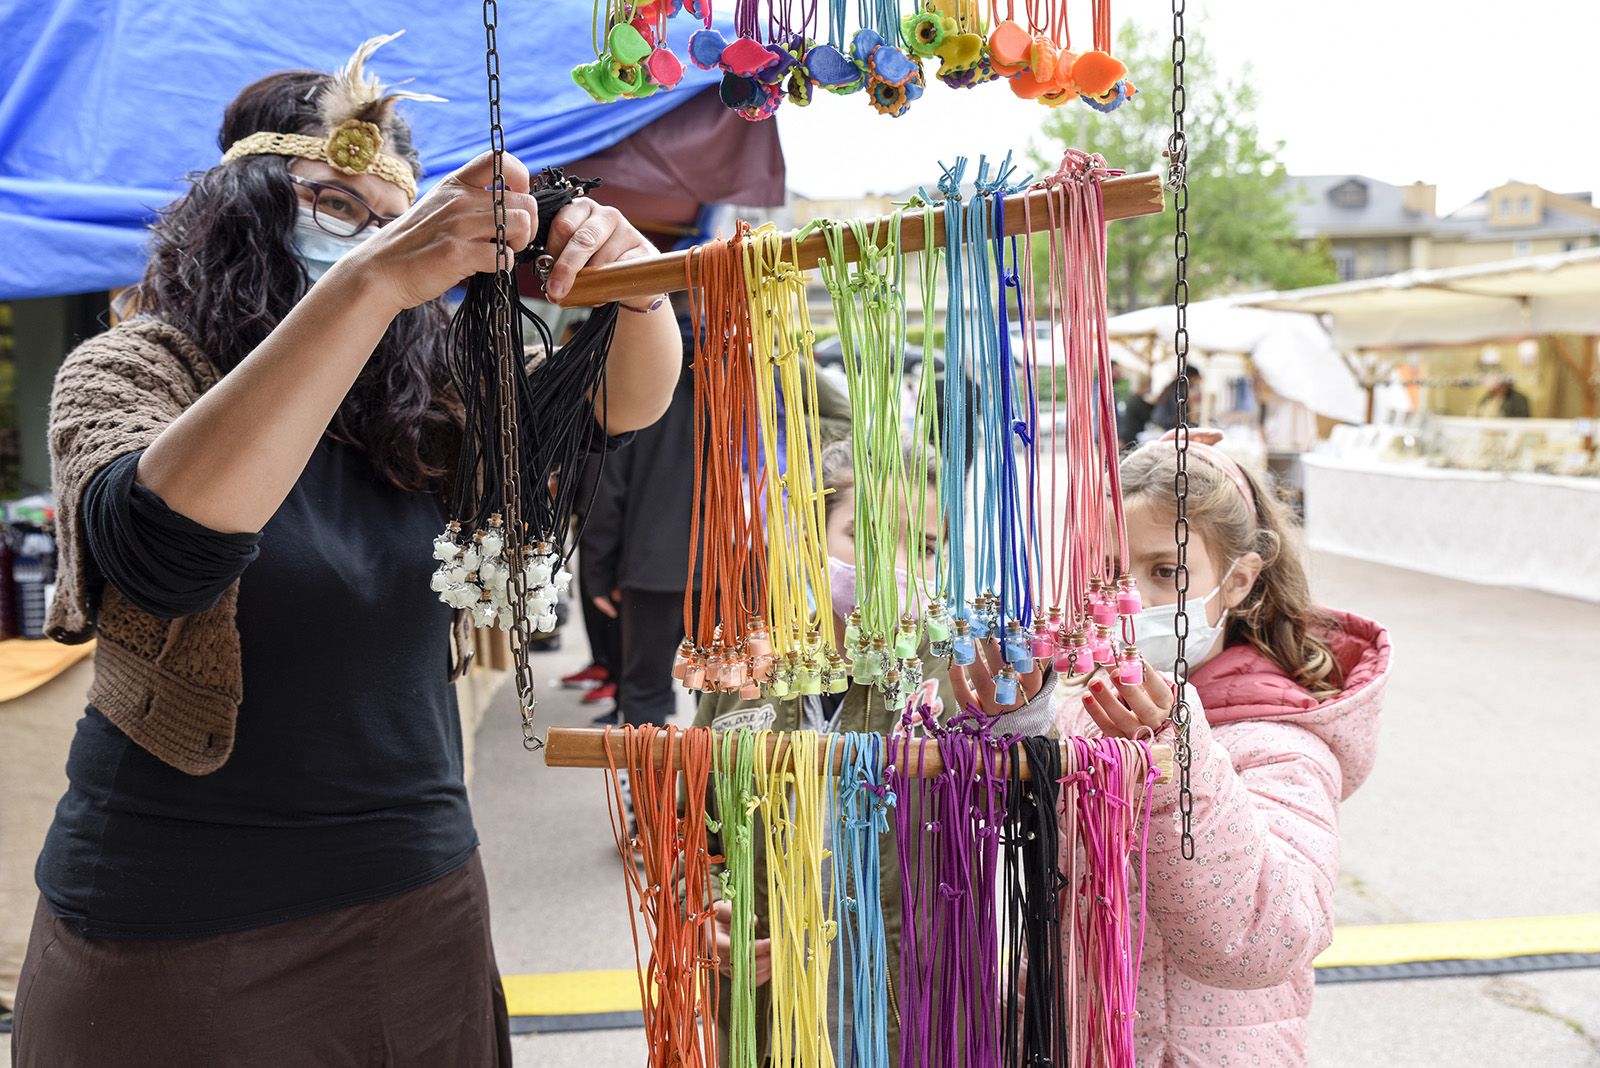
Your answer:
[291,207,374,283]
[1131,562,1236,675]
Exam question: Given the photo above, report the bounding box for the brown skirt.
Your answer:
[11,852,511,1067]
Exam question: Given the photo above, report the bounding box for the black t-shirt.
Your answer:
[36,442,476,939]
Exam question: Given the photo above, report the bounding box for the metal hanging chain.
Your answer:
[1166,0,1195,858]
[483,0,543,750]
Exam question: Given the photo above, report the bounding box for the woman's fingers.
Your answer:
[960,647,998,711]
[1138,659,1176,710]
[710,899,733,974]
[1083,674,1142,737]
[979,637,1005,678]
[588,226,645,281]
[1113,672,1171,730]
[449,149,531,195]
[752,938,773,986]
[1078,693,1121,738]
[502,208,534,255]
[949,660,977,712]
[1018,661,1045,704]
[544,200,623,301]
[709,899,771,983]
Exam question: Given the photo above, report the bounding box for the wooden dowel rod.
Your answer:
[559,171,1166,307]
[543,726,1171,784]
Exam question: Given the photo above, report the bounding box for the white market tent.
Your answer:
[1238,247,1600,424]
[1240,246,1600,349]
[1107,295,1369,425]
[1235,249,1600,602]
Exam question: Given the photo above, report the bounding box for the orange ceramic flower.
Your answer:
[1071,50,1127,97]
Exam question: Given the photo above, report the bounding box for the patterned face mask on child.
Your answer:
[828,556,911,621]
[1132,562,1237,674]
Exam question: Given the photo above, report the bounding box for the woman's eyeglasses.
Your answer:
[289,175,396,237]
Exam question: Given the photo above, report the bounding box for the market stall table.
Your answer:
[1301,454,1600,603]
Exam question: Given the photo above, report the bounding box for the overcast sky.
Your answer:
[777,0,1600,214]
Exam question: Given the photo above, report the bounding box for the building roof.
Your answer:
[1432,187,1600,243]
[1287,175,1434,240]
[1289,174,1600,246]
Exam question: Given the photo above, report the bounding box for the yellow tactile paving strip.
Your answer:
[502,915,1600,1017]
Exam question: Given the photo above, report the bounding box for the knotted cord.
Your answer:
[603,725,720,1066]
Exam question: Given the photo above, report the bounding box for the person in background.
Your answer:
[12,43,679,1066]
[1068,431,1389,1065]
[697,437,1059,1060]
[1114,364,1153,449]
[580,295,698,729]
[565,450,622,714]
[1477,374,1531,418]
[1149,362,1204,432]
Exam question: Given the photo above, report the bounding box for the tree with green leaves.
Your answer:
[1034,25,1336,313]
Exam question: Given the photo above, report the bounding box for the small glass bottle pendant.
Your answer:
[1056,629,1092,675]
[925,600,951,643]
[1116,645,1144,686]
[672,639,693,682]
[899,658,924,700]
[1092,624,1114,665]
[1090,580,1118,627]
[894,614,920,659]
[824,650,850,694]
[1116,574,1142,616]
[746,616,772,656]
[969,597,992,639]
[844,608,863,652]
[1002,620,1034,674]
[992,665,1020,706]
[951,618,977,666]
[1032,607,1059,659]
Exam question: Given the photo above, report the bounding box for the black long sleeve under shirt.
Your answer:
[36,443,477,939]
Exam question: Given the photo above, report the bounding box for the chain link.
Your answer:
[483,0,543,751]
[1166,0,1195,858]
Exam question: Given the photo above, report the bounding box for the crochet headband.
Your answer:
[219,32,444,202]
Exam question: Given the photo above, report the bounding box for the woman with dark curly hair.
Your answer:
[10,36,680,1066]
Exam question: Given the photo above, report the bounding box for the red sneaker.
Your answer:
[560,664,609,689]
[581,682,618,705]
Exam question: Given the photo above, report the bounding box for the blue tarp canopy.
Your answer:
[0,2,736,300]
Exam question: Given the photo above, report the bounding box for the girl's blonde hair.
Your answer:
[1121,445,1344,699]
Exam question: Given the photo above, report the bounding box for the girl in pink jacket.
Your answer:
[1072,437,1390,1066]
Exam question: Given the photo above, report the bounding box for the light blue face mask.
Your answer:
[1131,562,1236,674]
[291,207,374,283]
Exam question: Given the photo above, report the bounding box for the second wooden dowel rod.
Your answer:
[543,726,1171,784]
[559,171,1165,307]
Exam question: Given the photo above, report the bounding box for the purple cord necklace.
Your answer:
[891,704,1011,1068]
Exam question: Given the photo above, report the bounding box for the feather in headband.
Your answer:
[220,31,445,200]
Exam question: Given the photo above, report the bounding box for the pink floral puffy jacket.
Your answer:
[1063,609,1390,1067]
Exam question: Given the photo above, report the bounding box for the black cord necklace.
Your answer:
[1003,735,1067,1066]
[430,166,619,681]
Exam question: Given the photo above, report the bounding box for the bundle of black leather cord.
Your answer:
[1002,735,1068,1065]
[429,167,619,636]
